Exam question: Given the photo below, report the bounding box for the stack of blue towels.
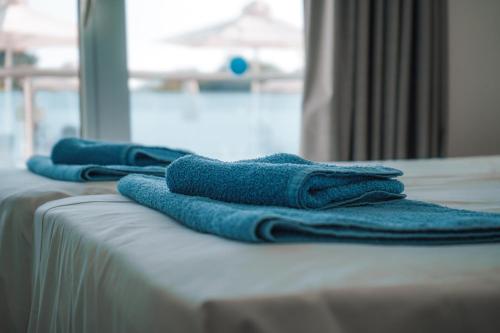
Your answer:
[27,138,190,182]
[27,139,500,244]
[117,153,500,245]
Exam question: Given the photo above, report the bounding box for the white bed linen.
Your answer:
[0,169,116,333]
[28,156,500,333]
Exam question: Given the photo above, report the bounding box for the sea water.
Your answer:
[0,91,301,165]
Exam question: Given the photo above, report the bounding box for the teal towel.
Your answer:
[51,138,190,166]
[118,174,500,244]
[167,153,405,209]
[27,155,165,182]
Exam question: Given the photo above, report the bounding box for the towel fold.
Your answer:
[51,138,190,166]
[27,155,165,182]
[167,153,405,209]
[118,174,500,244]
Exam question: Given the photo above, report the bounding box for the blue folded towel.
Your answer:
[51,138,190,166]
[118,174,500,244]
[27,155,165,182]
[166,153,405,209]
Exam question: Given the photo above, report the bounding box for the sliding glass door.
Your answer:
[125,0,304,160]
[0,0,304,167]
[0,0,80,167]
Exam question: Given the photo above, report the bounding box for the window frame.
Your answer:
[78,0,131,141]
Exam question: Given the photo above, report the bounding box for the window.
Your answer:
[126,0,304,160]
[0,0,79,167]
[1,0,303,167]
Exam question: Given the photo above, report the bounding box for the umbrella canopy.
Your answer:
[0,0,76,51]
[165,1,302,49]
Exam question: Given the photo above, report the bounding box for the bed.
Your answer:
[23,156,500,333]
[0,169,116,333]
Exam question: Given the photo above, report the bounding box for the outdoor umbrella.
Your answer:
[166,1,302,48]
[165,0,302,87]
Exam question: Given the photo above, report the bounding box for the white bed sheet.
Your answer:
[0,169,116,333]
[28,156,500,333]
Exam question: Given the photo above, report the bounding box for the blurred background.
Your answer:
[0,0,304,166]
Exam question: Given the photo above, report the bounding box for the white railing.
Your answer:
[0,67,302,81]
[0,67,302,158]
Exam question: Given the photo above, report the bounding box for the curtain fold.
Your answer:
[301,0,448,161]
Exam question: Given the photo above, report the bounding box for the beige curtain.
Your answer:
[301,0,448,161]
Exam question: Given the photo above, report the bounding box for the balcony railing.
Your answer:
[0,67,303,159]
[0,67,302,82]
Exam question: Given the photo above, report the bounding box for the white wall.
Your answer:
[448,0,500,156]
